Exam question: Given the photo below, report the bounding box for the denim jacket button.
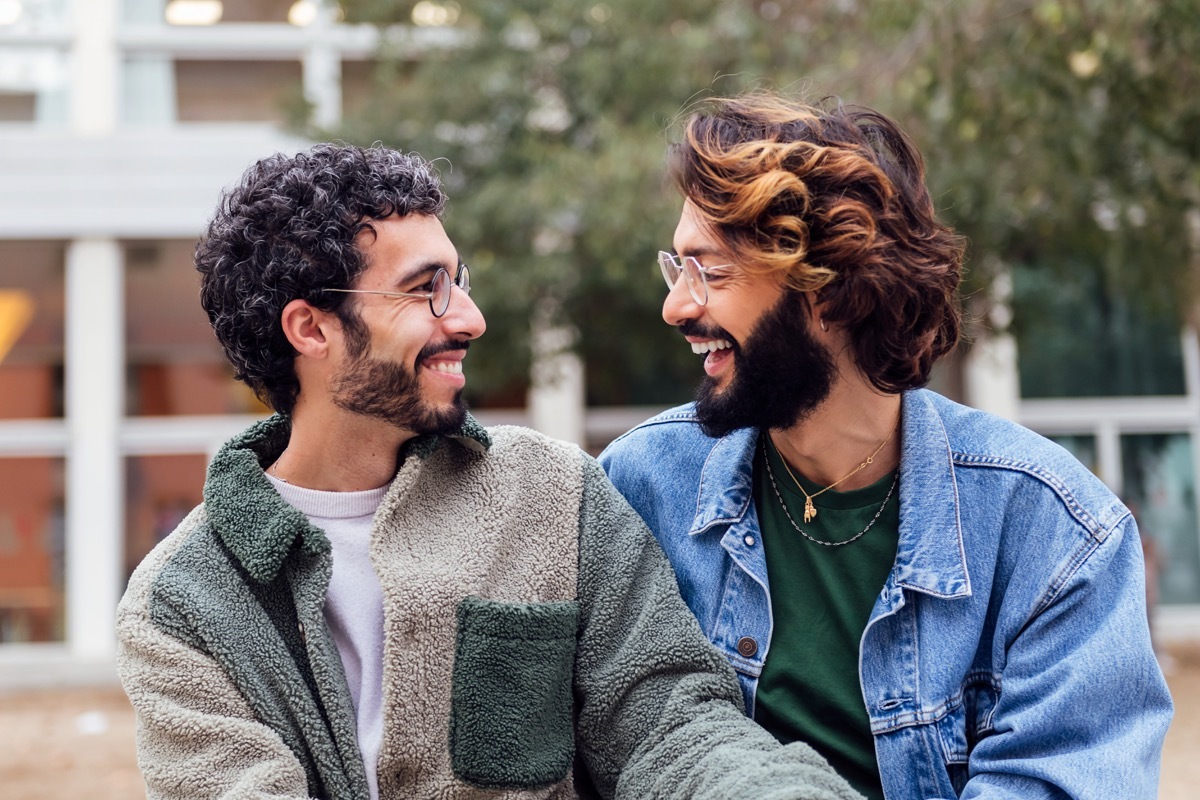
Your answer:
[743,535,756,546]
[736,636,758,657]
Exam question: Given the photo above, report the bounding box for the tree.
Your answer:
[895,0,1200,396]
[327,0,1200,404]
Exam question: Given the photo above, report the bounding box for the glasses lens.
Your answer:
[455,263,471,296]
[431,268,451,317]
[680,256,708,306]
[658,251,682,290]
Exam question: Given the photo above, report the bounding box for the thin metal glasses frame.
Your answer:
[322,264,470,318]
[657,250,734,306]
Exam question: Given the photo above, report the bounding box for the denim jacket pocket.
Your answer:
[933,701,970,796]
[450,596,580,789]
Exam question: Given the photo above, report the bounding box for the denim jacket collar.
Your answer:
[686,389,971,598]
[893,390,971,599]
[690,426,759,537]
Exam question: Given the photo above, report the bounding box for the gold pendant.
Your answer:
[803,496,817,523]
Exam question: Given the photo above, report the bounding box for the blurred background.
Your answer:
[0,0,1198,796]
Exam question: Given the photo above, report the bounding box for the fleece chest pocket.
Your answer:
[450,596,579,790]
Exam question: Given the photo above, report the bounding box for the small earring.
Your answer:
[819,318,828,332]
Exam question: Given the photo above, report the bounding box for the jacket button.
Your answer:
[736,636,758,657]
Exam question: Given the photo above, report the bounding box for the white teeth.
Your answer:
[428,361,462,374]
[690,339,732,355]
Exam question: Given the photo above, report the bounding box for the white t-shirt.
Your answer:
[267,473,387,800]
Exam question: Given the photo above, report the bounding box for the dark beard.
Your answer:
[689,291,836,438]
[331,321,468,436]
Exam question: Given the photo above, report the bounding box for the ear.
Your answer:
[280,298,335,359]
[805,292,830,333]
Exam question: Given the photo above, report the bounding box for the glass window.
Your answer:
[1121,433,1199,605]
[1014,263,1185,398]
[125,239,269,416]
[175,60,303,123]
[124,454,207,584]
[0,92,36,122]
[156,0,348,26]
[341,59,380,120]
[0,240,65,419]
[0,457,65,643]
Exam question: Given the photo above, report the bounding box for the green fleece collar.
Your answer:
[205,413,492,583]
[405,412,492,460]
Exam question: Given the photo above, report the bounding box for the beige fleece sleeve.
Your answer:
[115,519,314,800]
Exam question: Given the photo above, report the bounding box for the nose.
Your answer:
[442,284,486,340]
[662,275,703,328]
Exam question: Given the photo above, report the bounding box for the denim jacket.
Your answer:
[600,388,1172,799]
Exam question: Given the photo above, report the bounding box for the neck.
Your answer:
[271,398,415,492]
[768,375,902,492]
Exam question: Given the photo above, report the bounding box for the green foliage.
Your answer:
[896,0,1200,323]
[327,0,1200,404]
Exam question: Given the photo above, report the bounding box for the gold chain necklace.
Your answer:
[763,446,898,547]
[771,427,895,523]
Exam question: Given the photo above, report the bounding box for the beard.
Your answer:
[331,319,468,436]
[688,291,836,438]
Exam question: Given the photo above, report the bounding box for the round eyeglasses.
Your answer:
[658,251,734,306]
[323,264,471,318]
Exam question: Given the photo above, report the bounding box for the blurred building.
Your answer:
[0,0,1198,681]
[0,0,389,676]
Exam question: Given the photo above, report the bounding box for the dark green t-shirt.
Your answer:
[752,438,900,800]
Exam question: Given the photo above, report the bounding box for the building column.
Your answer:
[65,239,125,661]
[964,269,1020,421]
[528,311,586,447]
[69,0,119,136]
[303,1,342,128]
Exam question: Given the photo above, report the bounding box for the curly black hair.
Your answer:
[196,143,447,415]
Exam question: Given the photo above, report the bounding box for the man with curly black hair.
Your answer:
[600,91,1172,799]
[114,143,862,800]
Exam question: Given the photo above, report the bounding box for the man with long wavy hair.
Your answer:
[600,92,1172,799]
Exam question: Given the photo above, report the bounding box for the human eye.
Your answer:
[703,265,731,283]
[406,272,439,294]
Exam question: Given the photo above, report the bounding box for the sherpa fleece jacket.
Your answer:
[116,414,861,800]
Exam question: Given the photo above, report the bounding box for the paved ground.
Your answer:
[3,645,1199,798]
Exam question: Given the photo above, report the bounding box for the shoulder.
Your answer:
[603,403,707,447]
[481,424,586,470]
[122,506,209,598]
[914,390,1128,539]
[598,403,722,475]
[117,504,211,637]
[452,425,591,501]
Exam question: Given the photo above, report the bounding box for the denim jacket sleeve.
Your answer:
[957,511,1171,798]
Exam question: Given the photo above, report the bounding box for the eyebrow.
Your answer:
[392,259,456,289]
[677,246,728,260]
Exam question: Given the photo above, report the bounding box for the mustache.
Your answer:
[416,339,471,365]
[679,320,737,346]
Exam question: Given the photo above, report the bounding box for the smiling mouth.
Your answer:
[690,339,733,354]
[425,361,463,375]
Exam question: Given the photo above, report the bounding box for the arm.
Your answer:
[571,454,862,800]
[961,513,1172,798]
[116,535,314,800]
